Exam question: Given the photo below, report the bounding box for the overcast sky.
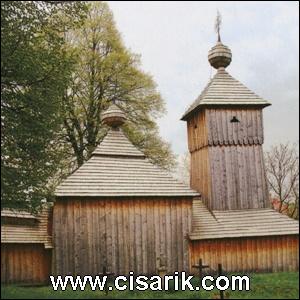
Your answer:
[107,1,299,156]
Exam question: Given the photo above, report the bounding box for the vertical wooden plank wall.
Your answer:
[205,108,264,146]
[1,244,52,284]
[189,235,299,273]
[209,145,269,210]
[188,107,269,210]
[53,197,193,276]
[188,110,212,208]
[190,148,212,209]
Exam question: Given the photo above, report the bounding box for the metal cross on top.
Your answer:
[215,10,222,42]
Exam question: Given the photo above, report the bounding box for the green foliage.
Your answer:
[1,1,176,211]
[62,2,176,170]
[1,272,299,299]
[1,1,87,211]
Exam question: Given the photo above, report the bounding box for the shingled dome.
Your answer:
[208,41,232,69]
[101,103,127,127]
[55,104,199,197]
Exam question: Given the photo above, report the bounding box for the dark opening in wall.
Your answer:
[230,116,239,123]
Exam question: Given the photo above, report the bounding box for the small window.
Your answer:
[230,116,239,123]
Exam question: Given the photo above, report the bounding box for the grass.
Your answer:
[1,272,299,299]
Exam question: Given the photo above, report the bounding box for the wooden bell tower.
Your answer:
[181,35,271,211]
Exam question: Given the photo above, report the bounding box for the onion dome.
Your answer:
[208,41,232,69]
[101,103,126,128]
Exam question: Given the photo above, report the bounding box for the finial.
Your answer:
[215,10,222,42]
[208,11,232,69]
[101,102,126,128]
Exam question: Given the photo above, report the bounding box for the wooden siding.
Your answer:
[190,148,212,208]
[1,244,52,284]
[187,108,264,151]
[209,144,268,210]
[188,107,269,210]
[206,108,264,146]
[187,110,208,152]
[190,235,299,273]
[1,205,53,248]
[53,197,193,276]
[191,144,269,210]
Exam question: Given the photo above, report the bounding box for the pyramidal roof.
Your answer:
[181,68,271,120]
[92,129,145,157]
[55,128,199,197]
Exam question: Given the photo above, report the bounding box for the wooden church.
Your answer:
[53,104,199,276]
[1,32,299,284]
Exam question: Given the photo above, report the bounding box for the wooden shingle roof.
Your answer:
[55,128,199,197]
[92,129,145,157]
[181,68,271,120]
[1,205,53,248]
[190,199,299,240]
[1,210,38,220]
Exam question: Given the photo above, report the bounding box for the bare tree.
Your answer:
[173,152,191,185]
[265,143,299,219]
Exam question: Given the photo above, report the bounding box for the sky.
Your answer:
[107,1,299,156]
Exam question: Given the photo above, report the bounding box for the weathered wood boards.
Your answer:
[1,206,53,248]
[208,144,268,210]
[53,106,198,277]
[187,108,264,151]
[190,147,212,209]
[1,243,52,284]
[53,197,193,276]
[190,199,299,240]
[188,108,269,210]
[1,206,53,284]
[181,68,271,121]
[190,235,299,273]
[55,129,199,198]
